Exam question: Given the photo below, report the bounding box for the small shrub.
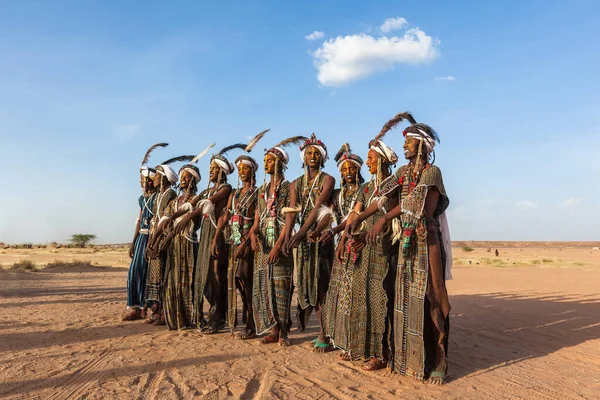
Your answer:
[45,259,93,269]
[462,246,474,252]
[11,260,36,270]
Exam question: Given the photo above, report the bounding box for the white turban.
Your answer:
[300,144,328,163]
[180,167,200,183]
[157,164,178,183]
[370,140,398,165]
[268,146,289,165]
[405,128,436,153]
[140,166,156,178]
[212,158,235,175]
[236,156,259,171]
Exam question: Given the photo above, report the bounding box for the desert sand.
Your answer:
[0,244,599,399]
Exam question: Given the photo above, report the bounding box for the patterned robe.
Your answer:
[225,187,258,332]
[293,173,334,310]
[252,180,293,334]
[193,183,232,328]
[126,193,155,309]
[392,165,450,380]
[145,188,177,306]
[345,176,399,360]
[164,195,200,330]
[322,187,360,350]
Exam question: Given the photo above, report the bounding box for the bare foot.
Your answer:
[338,352,352,361]
[362,358,386,371]
[278,337,290,347]
[312,338,332,353]
[427,371,446,385]
[236,331,256,340]
[259,335,278,344]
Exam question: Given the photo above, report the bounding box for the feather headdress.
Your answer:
[272,136,309,149]
[160,155,195,165]
[374,111,416,142]
[141,142,168,166]
[217,144,247,156]
[334,143,351,163]
[245,129,269,153]
[190,143,216,164]
[404,123,440,144]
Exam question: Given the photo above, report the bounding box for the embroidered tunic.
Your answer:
[225,186,258,332]
[392,165,450,380]
[252,180,293,334]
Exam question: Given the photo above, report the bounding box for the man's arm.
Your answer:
[286,175,335,250]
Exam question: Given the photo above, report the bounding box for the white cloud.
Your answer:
[559,197,582,209]
[516,201,538,211]
[305,31,325,41]
[435,76,456,82]
[312,21,440,87]
[380,17,407,33]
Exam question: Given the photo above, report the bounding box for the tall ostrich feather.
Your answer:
[190,143,216,164]
[273,136,309,148]
[245,128,270,152]
[141,142,168,166]
[160,155,195,165]
[374,111,417,142]
[217,143,247,156]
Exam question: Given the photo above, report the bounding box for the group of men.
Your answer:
[123,111,452,384]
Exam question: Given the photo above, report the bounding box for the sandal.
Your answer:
[312,338,333,353]
[236,331,256,340]
[259,335,278,344]
[278,337,290,347]
[427,364,448,385]
[362,358,387,371]
[203,322,225,335]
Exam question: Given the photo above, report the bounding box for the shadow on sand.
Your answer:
[447,291,600,380]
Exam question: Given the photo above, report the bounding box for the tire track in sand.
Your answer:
[46,350,112,400]
[142,370,165,400]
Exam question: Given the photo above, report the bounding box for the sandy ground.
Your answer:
[0,246,599,399]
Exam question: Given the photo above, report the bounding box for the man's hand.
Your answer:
[250,233,259,253]
[174,215,191,235]
[234,240,247,260]
[307,230,320,243]
[211,240,219,258]
[366,217,386,245]
[346,218,360,236]
[268,244,281,265]
[335,240,347,263]
[320,229,334,243]
[286,231,305,252]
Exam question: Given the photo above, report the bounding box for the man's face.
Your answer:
[403,137,420,160]
[238,163,253,183]
[340,161,358,185]
[180,170,192,189]
[304,146,322,168]
[209,162,220,182]
[366,149,379,175]
[152,167,163,187]
[264,153,277,175]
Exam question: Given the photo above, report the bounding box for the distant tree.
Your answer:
[69,234,97,248]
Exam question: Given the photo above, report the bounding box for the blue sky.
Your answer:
[1,0,599,244]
